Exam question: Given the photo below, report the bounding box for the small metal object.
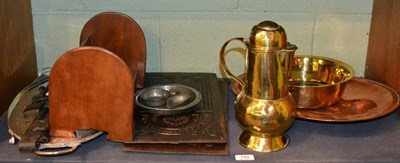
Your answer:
[168,89,179,96]
[139,88,171,107]
[34,130,103,156]
[166,93,192,109]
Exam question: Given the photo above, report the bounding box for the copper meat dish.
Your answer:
[295,77,399,122]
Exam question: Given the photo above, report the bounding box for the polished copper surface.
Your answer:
[220,20,297,152]
[295,77,400,122]
[290,55,355,109]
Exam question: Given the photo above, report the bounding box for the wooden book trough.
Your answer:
[49,12,146,142]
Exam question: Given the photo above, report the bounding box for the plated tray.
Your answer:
[7,75,103,156]
[231,77,399,122]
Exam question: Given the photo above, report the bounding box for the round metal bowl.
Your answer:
[139,88,170,107]
[289,55,355,109]
[135,84,202,115]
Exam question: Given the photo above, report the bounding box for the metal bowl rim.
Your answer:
[290,55,355,88]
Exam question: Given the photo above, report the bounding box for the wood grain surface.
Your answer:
[365,0,400,92]
[49,47,134,142]
[365,0,400,114]
[0,0,38,116]
[80,12,146,88]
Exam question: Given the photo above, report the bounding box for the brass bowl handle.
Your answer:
[219,37,246,88]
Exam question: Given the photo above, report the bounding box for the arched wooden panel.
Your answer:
[80,12,146,88]
[49,46,134,142]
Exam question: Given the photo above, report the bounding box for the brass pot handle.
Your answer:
[220,37,246,87]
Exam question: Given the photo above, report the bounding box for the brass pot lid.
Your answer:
[248,20,287,50]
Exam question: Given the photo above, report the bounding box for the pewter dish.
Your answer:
[135,84,202,115]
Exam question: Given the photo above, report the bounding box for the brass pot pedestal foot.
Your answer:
[238,131,289,153]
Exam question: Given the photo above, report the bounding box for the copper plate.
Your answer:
[231,76,400,122]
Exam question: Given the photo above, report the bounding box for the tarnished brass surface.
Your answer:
[220,20,297,152]
[289,55,355,109]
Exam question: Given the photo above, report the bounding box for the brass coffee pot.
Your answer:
[220,21,297,152]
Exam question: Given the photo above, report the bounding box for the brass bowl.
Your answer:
[289,55,355,109]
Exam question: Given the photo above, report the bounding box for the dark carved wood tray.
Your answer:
[124,73,228,155]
